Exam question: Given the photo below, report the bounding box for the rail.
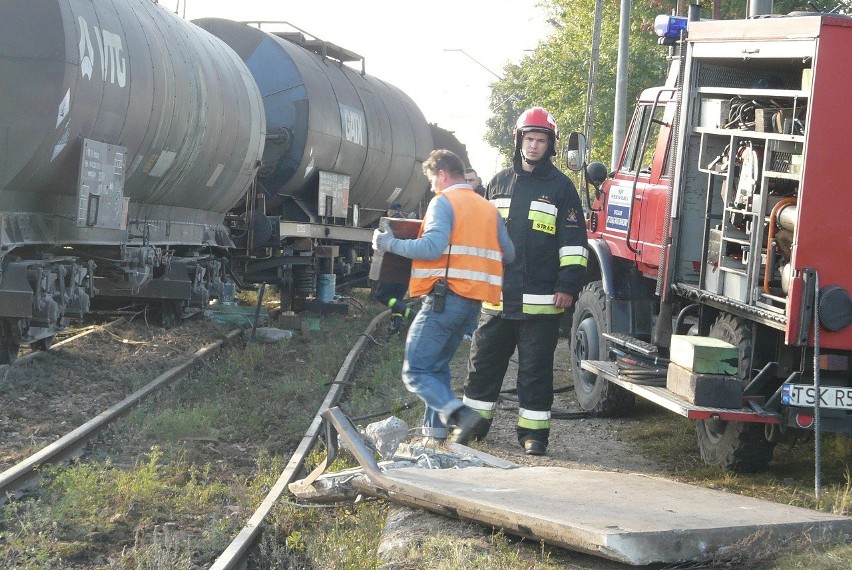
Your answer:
[0,328,243,499]
[210,309,388,569]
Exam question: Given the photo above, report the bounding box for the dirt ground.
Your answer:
[463,337,661,474]
[0,317,232,471]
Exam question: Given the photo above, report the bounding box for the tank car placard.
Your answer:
[77,15,127,88]
[340,104,366,146]
[77,139,128,231]
[318,172,350,219]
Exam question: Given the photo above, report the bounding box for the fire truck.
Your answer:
[568,12,852,472]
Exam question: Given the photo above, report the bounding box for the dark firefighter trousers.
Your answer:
[375,281,410,317]
[464,313,560,446]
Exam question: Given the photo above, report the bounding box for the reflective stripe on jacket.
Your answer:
[482,159,589,319]
[409,189,504,305]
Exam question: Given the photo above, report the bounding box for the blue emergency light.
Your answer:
[654,15,688,39]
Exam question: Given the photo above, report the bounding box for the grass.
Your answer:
[620,402,852,511]
[0,448,237,568]
[385,533,570,570]
[6,288,849,568]
[0,287,395,568]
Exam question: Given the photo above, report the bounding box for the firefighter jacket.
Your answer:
[409,188,504,305]
[484,158,588,319]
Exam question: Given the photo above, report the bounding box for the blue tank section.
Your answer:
[194,19,434,227]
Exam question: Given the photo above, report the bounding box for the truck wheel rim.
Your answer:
[574,315,600,389]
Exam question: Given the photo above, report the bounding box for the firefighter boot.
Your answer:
[448,406,489,446]
[469,418,492,441]
[523,440,547,456]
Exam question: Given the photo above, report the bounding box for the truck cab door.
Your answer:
[603,101,672,272]
[635,101,676,273]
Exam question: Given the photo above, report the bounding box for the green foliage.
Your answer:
[0,448,236,567]
[390,532,567,570]
[486,0,817,168]
[487,0,674,167]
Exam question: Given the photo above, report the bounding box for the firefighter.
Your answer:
[462,107,589,456]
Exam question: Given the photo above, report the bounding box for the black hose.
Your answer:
[674,303,700,335]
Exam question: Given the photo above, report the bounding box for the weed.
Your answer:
[126,523,193,569]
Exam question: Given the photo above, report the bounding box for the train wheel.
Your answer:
[160,300,185,328]
[570,281,635,417]
[0,323,19,365]
[695,313,775,472]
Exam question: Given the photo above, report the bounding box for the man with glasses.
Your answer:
[373,150,514,444]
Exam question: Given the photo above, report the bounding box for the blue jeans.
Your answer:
[402,290,481,438]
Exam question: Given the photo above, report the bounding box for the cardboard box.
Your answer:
[670,335,738,375]
[666,362,742,408]
[699,98,731,129]
[369,217,422,283]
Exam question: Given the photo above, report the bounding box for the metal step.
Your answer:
[580,360,780,424]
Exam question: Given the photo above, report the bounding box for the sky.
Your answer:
[158,0,551,182]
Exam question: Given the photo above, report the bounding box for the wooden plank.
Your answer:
[670,335,738,375]
[666,362,742,408]
[353,466,852,566]
[327,407,849,566]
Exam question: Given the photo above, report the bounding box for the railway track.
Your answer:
[209,309,388,569]
[0,294,399,567]
[0,326,243,499]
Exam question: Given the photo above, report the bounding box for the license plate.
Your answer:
[782,383,852,410]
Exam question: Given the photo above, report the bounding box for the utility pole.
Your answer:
[584,0,603,163]
[611,0,632,169]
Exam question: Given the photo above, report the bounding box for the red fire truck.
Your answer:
[569,12,852,472]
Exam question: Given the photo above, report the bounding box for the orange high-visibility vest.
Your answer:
[409,189,503,305]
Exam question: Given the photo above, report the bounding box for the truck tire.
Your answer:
[570,281,635,417]
[695,313,776,472]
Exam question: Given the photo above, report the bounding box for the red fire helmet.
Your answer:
[514,106,559,157]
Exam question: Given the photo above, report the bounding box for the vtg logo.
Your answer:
[78,16,127,88]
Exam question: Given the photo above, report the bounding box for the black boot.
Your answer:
[523,440,547,456]
[448,406,488,445]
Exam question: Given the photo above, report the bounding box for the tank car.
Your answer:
[0,1,466,359]
[193,19,439,307]
[0,0,265,359]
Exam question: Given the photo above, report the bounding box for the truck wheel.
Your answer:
[570,281,635,417]
[695,314,775,472]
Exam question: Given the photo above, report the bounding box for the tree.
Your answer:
[485,0,815,169]
[486,0,674,168]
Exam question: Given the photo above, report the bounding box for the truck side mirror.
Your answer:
[565,131,587,172]
[586,161,609,188]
